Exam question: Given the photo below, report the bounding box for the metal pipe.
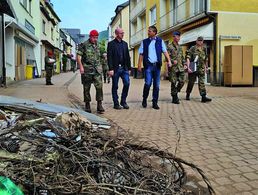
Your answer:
[219,35,222,86]
[204,0,218,85]
[1,13,6,87]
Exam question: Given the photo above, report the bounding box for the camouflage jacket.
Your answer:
[167,41,185,72]
[77,39,102,74]
[45,56,55,69]
[186,45,207,73]
[101,57,108,72]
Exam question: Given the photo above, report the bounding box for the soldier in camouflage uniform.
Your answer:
[185,36,212,103]
[167,31,186,104]
[77,30,105,113]
[101,53,110,83]
[45,51,56,85]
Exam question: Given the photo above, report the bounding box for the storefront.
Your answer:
[180,22,214,84]
[14,28,39,80]
[0,0,15,85]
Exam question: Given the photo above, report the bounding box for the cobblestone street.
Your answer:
[1,72,258,194]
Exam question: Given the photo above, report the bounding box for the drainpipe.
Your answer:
[128,1,135,77]
[1,13,6,87]
[204,0,218,85]
[219,35,222,86]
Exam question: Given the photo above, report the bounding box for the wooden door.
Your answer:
[243,46,253,85]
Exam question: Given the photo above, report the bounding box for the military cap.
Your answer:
[172,31,181,36]
[89,30,99,37]
[197,36,204,41]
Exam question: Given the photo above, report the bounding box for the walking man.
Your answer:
[45,51,56,85]
[167,31,186,104]
[77,29,105,113]
[107,28,131,109]
[137,25,171,109]
[101,53,110,83]
[185,36,212,103]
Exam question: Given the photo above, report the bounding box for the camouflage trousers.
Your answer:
[45,67,53,84]
[81,73,103,102]
[169,70,185,96]
[186,72,206,96]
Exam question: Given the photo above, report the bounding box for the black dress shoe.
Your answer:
[152,103,160,110]
[142,99,147,108]
[120,102,129,109]
[113,104,123,110]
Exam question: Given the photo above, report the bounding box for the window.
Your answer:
[42,20,46,34]
[130,0,136,9]
[150,6,157,25]
[160,0,166,17]
[131,20,137,35]
[170,0,178,24]
[170,0,177,10]
[20,0,32,14]
[194,0,205,13]
[28,0,32,14]
[51,28,54,40]
[20,0,27,9]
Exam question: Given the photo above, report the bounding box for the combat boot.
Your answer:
[97,101,105,113]
[172,94,180,104]
[186,93,190,101]
[85,102,91,113]
[201,95,212,103]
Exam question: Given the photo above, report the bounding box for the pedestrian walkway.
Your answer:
[1,72,258,194]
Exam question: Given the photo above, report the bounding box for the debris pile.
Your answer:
[0,108,214,194]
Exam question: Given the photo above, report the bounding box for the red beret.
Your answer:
[48,51,53,55]
[89,30,99,37]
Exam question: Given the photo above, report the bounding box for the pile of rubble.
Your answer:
[0,103,214,194]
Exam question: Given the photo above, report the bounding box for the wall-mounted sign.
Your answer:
[219,35,241,40]
[25,19,35,35]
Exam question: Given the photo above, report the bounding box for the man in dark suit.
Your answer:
[107,28,131,109]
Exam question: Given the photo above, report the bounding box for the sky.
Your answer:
[51,0,127,34]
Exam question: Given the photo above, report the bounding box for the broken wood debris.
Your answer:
[0,108,214,194]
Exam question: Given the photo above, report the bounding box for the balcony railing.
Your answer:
[130,28,146,46]
[130,0,146,21]
[160,0,205,32]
